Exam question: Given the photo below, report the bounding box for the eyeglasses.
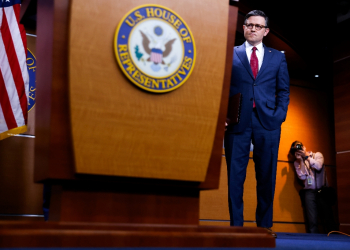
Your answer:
[244,23,267,31]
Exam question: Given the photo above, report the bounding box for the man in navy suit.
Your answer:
[224,10,290,235]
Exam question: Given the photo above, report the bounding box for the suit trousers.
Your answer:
[224,109,281,227]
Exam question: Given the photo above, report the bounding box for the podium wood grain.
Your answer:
[0,221,275,248]
[68,0,228,181]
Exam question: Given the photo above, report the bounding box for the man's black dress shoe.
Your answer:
[264,227,277,238]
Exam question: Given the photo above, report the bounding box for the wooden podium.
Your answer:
[0,0,274,247]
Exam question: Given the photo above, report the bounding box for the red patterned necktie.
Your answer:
[250,47,258,78]
[250,47,258,108]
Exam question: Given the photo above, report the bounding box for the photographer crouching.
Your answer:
[290,141,337,234]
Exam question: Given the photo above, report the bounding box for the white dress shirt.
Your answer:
[245,41,264,70]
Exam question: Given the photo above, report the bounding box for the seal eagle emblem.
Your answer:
[114,4,196,93]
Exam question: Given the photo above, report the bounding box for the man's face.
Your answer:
[243,16,269,46]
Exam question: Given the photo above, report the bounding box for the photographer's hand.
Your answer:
[295,152,303,162]
[297,147,310,160]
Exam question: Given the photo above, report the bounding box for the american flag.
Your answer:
[0,0,29,140]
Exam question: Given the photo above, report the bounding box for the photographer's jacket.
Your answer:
[294,152,325,190]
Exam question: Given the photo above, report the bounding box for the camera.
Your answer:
[290,142,304,154]
[295,143,303,150]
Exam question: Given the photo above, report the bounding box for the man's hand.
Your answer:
[225,118,230,131]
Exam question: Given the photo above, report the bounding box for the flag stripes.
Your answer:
[0,68,17,129]
[0,0,29,140]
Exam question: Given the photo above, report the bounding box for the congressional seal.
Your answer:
[114,4,196,93]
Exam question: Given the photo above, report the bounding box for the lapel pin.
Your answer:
[269,50,271,52]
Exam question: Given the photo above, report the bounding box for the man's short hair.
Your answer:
[244,10,269,28]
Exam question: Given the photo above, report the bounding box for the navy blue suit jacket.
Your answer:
[229,43,290,133]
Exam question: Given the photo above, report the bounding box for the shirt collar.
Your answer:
[245,41,264,52]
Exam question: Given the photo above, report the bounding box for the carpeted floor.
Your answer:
[275,232,350,250]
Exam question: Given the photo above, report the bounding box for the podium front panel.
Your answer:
[68,0,229,181]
